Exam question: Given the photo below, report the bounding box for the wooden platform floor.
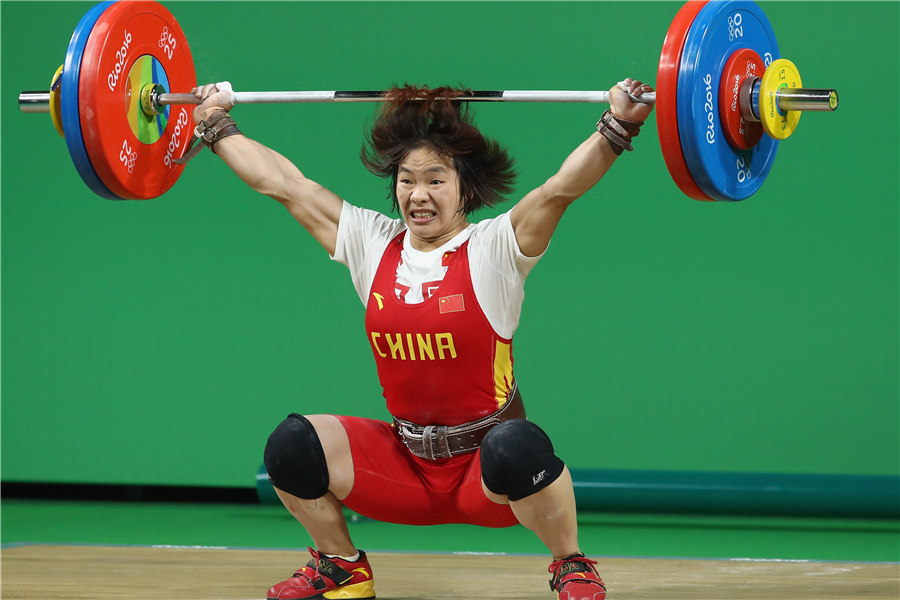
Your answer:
[2,544,898,599]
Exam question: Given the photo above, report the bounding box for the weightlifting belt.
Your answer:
[392,382,525,460]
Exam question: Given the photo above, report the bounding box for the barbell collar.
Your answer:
[740,77,762,122]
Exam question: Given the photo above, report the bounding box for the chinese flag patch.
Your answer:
[439,294,465,314]
[442,251,454,267]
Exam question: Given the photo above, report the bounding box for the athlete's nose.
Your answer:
[410,184,429,203]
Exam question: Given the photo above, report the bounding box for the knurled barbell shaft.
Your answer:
[155,90,636,105]
[23,88,644,110]
[16,89,635,112]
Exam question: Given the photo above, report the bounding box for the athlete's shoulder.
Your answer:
[467,209,513,242]
[341,202,406,237]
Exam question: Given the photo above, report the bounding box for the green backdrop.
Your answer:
[2,2,898,490]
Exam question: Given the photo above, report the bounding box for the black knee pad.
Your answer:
[263,413,330,500]
[480,419,565,501]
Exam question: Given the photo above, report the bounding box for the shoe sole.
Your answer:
[266,580,376,600]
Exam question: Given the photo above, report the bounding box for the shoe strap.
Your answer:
[302,553,354,590]
[548,553,600,591]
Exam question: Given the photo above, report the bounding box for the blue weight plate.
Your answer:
[677,0,780,201]
[62,0,121,200]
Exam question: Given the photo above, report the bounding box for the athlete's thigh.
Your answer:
[306,414,354,500]
[336,415,517,526]
[334,415,446,524]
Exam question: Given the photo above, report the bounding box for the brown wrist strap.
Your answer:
[173,111,242,165]
[596,109,643,155]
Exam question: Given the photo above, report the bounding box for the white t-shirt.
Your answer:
[330,201,543,339]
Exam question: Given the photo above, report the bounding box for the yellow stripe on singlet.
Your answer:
[493,340,514,408]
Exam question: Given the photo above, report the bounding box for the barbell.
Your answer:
[19,0,838,202]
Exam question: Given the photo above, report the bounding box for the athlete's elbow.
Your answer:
[268,176,322,212]
[542,175,586,207]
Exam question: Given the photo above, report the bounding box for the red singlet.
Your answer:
[365,233,516,425]
[339,232,518,527]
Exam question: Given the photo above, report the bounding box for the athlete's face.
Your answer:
[397,146,469,252]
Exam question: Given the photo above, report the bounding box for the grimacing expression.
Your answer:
[396,147,469,251]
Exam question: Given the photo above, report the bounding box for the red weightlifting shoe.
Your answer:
[548,553,606,600]
[267,547,375,599]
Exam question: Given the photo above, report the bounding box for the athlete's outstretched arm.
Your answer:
[187,83,343,256]
[510,78,654,258]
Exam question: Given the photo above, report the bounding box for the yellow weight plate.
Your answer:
[49,64,64,137]
[760,58,802,140]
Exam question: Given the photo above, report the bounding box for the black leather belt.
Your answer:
[392,382,526,460]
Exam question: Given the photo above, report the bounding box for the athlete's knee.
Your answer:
[263,413,330,500]
[480,419,565,501]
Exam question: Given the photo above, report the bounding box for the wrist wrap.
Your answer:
[173,110,242,165]
[596,109,643,155]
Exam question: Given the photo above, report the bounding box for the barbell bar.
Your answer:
[20,89,651,111]
[18,0,838,202]
[20,86,840,113]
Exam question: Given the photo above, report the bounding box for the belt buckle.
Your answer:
[422,424,451,460]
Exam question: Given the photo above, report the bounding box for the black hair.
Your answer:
[361,85,516,214]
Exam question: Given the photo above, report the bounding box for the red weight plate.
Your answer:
[718,48,764,151]
[656,0,712,202]
[79,1,196,200]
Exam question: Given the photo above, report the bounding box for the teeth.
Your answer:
[413,210,435,218]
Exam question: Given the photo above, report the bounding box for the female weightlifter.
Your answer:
[183,77,653,600]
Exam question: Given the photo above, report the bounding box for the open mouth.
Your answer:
[410,210,437,222]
